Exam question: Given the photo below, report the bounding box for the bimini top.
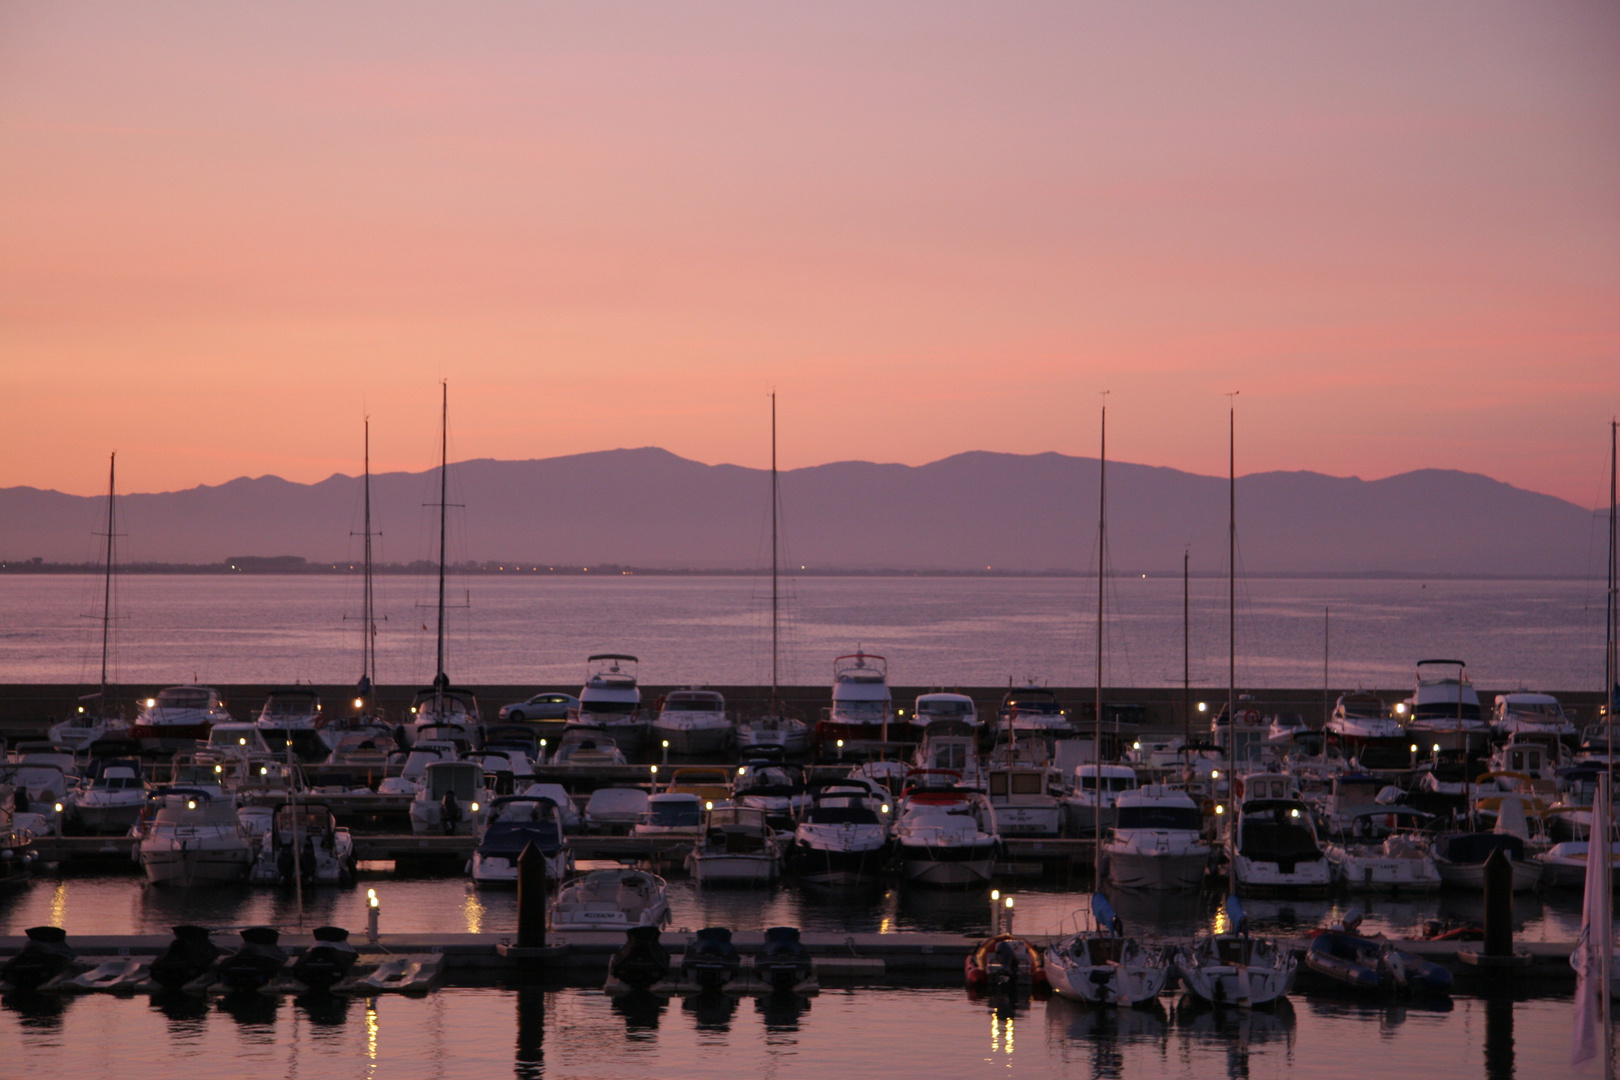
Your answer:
[833,652,890,701]
[583,655,639,697]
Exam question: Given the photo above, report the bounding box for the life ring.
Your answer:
[1238,708,1262,727]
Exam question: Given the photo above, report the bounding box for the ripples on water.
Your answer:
[1,574,1607,689]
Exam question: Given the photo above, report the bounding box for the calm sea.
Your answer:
[0,573,1609,691]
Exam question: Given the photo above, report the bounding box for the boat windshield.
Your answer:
[920,700,973,717]
[804,806,880,826]
[157,690,212,710]
[647,803,701,828]
[1117,805,1201,831]
[663,695,723,711]
[1004,696,1059,715]
[1077,775,1136,792]
[833,700,888,719]
[266,697,317,716]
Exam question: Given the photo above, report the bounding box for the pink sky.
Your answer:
[2,3,1617,503]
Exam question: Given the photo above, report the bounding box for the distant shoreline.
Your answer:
[0,560,1601,581]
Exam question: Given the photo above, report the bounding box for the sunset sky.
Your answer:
[2,3,1616,504]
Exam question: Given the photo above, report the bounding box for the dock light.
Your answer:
[1394,703,1407,715]
[1004,895,1014,910]
[260,766,267,775]
[1432,744,1441,753]
[411,706,418,714]
[992,889,1001,901]
[990,889,1002,934]
[1211,770,1220,779]
[354,698,365,709]
[367,888,380,944]
[737,766,747,776]
[470,802,479,813]
[662,740,670,748]
[1290,808,1300,818]
[1215,804,1225,815]
[881,805,890,815]
[1132,741,1141,751]
[77,706,84,714]
[240,737,247,745]
[146,698,156,708]
[53,802,63,814]
[214,765,223,774]
[368,888,379,908]
[705,801,714,811]
[1003,894,1015,934]
[898,709,905,716]
[186,800,197,810]
[1410,744,1418,753]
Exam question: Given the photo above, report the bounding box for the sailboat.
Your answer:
[50,453,129,752]
[325,418,390,751]
[736,393,809,755]
[409,383,481,743]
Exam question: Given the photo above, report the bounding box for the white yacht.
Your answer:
[791,787,890,885]
[986,764,1064,837]
[1322,808,1441,892]
[1064,764,1139,834]
[574,654,648,753]
[138,790,254,886]
[408,760,491,836]
[549,868,671,931]
[1491,692,1577,739]
[68,760,148,834]
[132,686,232,751]
[650,689,732,756]
[995,683,1075,741]
[911,720,983,786]
[377,741,459,796]
[1173,896,1296,1007]
[1103,784,1211,891]
[1046,894,1169,1006]
[253,688,329,759]
[893,789,999,887]
[470,795,572,883]
[686,805,782,885]
[1225,773,1332,894]
[1324,692,1405,755]
[1400,659,1488,751]
[815,651,896,755]
[912,693,981,733]
[735,709,810,756]
[551,724,628,767]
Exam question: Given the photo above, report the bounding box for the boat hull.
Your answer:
[791,841,886,885]
[1435,858,1542,893]
[689,853,779,885]
[1046,955,1167,1006]
[140,842,253,886]
[1105,848,1209,891]
[899,840,997,887]
[650,723,732,756]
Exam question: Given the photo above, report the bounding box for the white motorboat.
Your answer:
[583,787,650,834]
[519,782,582,832]
[551,724,629,767]
[470,795,572,883]
[408,683,482,744]
[791,787,890,885]
[912,693,981,733]
[253,688,329,759]
[1046,894,1169,1006]
[1432,830,1542,892]
[995,683,1075,741]
[1491,691,1577,739]
[249,802,355,886]
[137,789,254,886]
[377,741,459,796]
[732,762,810,832]
[408,761,492,836]
[1065,764,1139,834]
[1400,659,1489,751]
[734,710,810,756]
[1534,839,1620,889]
[574,654,648,753]
[814,651,897,755]
[68,759,148,834]
[203,722,274,761]
[1324,692,1405,755]
[986,764,1064,838]
[893,788,998,887]
[49,703,129,754]
[132,686,232,751]
[1226,773,1331,894]
[549,868,671,931]
[1173,896,1296,1008]
[633,792,706,839]
[1322,808,1442,892]
[686,805,782,885]
[912,720,983,784]
[1103,784,1211,891]
[650,689,732,756]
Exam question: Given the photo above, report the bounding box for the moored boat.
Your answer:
[549,868,671,931]
[1173,896,1295,1008]
[650,689,732,756]
[1045,894,1168,1006]
[132,686,232,751]
[574,654,648,753]
[1103,784,1211,891]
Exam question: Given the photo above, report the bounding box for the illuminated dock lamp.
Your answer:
[650,764,659,791]
[1197,702,1207,714]
[367,888,380,944]
[662,739,670,765]
[705,801,714,811]
[54,802,64,837]
[1410,743,1420,768]
[353,697,365,710]
[837,739,845,761]
[990,889,1002,934]
[1002,894,1016,935]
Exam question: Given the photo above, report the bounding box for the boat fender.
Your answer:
[1233,778,1244,800]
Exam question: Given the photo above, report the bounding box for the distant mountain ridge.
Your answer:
[0,448,1601,576]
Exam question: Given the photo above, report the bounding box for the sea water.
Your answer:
[0,573,1608,690]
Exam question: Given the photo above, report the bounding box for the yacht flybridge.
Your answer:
[1402,659,1488,751]
[575,654,648,752]
[815,651,896,756]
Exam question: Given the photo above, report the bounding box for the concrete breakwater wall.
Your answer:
[0,683,1609,740]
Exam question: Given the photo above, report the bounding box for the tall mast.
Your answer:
[1608,420,1616,830]
[435,381,448,687]
[771,392,780,707]
[1094,397,1106,892]
[1228,395,1237,777]
[99,451,117,704]
[1183,548,1190,746]
[362,419,375,692]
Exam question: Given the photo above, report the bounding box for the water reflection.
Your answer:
[1175,996,1297,1080]
[611,989,666,1034]
[754,991,812,1032]
[514,985,544,1079]
[296,990,352,1028]
[2,988,73,1031]
[218,988,280,1029]
[148,989,210,1026]
[683,990,738,1031]
[1044,994,1171,1078]
[1483,993,1514,1080]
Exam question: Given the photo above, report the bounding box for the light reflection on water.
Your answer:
[1,984,1584,1080]
[0,871,1591,943]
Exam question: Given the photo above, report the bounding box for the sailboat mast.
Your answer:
[1183,548,1190,746]
[99,451,116,703]
[771,393,779,706]
[1228,397,1237,776]
[1094,400,1106,892]
[363,418,375,689]
[435,381,448,685]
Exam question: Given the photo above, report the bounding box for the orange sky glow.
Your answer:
[2,3,1617,504]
